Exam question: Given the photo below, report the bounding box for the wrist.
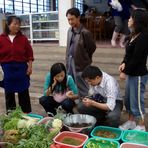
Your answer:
[91,100,94,106]
[52,84,56,88]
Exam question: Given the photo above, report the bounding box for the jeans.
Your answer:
[125,75,148,119]
[39,96,75,115]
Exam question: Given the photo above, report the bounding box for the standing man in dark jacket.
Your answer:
[66,7,96,97]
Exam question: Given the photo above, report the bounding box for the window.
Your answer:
[15,0,23,14]
[5,0,14,13]
[23,0,30,13]
[55,0,58,11]
[31,1,37,13]
[38,0,43,12]
[0,1,4,13]
[3,0,57,14]
[45,0,51,11]
[75,0,84,14]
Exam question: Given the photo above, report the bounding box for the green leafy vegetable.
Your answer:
[85,138,118,148]
[4,118,19,130]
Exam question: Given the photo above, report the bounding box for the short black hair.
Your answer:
[5,16,21,34]
[66,7,80,17]
[82,65,102,79]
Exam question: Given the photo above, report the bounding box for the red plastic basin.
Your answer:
[120,143,148,148]
[53,131,88,148]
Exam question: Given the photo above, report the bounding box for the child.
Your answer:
[77,65,123,127]
[39,63,78,115]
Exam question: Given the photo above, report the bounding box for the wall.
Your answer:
[59,0,73,46]
[0,14,5,34]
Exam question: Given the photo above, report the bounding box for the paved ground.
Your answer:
[0,42,148,130]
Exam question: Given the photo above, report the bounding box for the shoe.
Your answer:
[119,42,125,48]
[111,31,119,47]
[119,34,126,48]
[134,125,146,131]
[111,40,117,47]
[119,120,136,130]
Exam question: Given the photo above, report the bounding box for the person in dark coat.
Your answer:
[66,8,96,97]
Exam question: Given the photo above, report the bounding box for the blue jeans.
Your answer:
[125,74,148,119]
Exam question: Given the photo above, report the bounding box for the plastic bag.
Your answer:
[53,92,66,103]
[110,0,123,12]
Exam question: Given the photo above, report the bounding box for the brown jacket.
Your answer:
[66,25,96,72]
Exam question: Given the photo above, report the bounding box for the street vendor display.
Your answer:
[0,107,62,148]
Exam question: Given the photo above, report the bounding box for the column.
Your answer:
[0,14,5,34]
[58,0,74,46]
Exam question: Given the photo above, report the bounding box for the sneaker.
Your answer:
[134,125,146,131]
[119,120,136,130]
[111,40,117,47]
[119,42,125,48]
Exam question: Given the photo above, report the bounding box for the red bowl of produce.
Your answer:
[53,131,88,148]
[120,143,148,148]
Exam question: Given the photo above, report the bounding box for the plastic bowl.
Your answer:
[37,117,53,124]
[91,126,123,141]
[63,114,96,134]
[120,142,148,148]
[27,113,43,120]
[83,137,120,148]
[0,142,6,148]
[122,130,148,146]
[54,131,88,148]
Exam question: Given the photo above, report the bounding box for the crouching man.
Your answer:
[77,65,123,127]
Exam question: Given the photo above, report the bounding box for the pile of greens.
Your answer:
[85,138,118,148]
[0,106,61,148]
[6,124,59,148]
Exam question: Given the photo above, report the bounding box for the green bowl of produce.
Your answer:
[122,130,148,146]
[27,113,43,120]
[91,126,123,141]
[83,137,120,148]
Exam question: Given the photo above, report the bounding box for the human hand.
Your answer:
[82,98,93,107]
[119,72,126,80]
[66,91,74,99]
[52,77,57,87]
[119,63,125,72]
[26,66,32,75]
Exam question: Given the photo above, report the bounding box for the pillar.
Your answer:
[58,0,74,46]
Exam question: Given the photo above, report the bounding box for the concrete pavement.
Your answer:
[0,42,148,130]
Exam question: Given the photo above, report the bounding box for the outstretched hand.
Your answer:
[66,91,74,99]
[82,98,93,107]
